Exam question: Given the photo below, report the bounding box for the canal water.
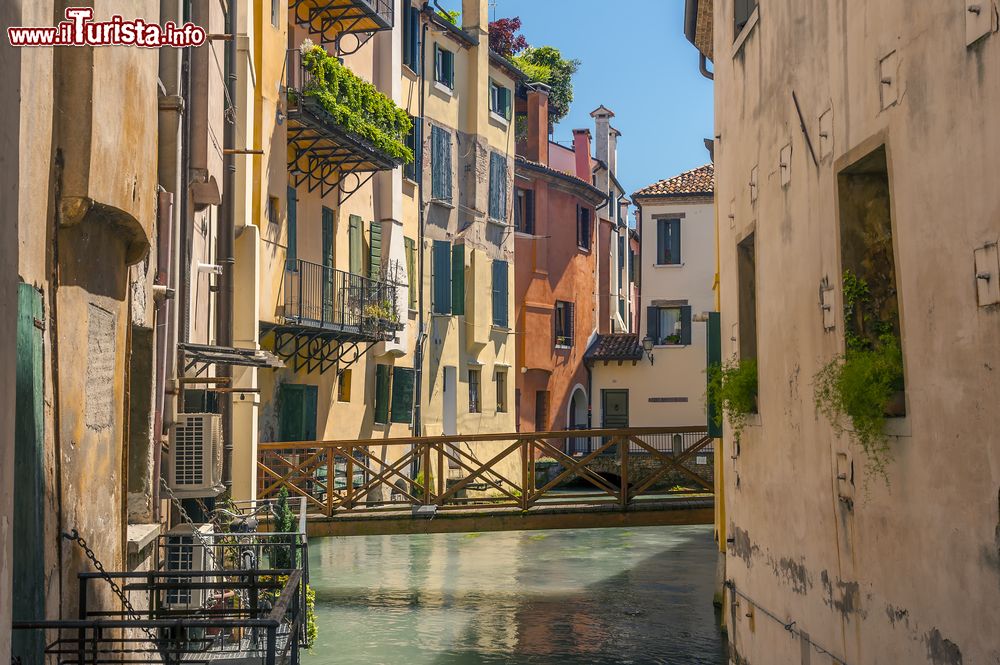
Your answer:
[304,525,727,665]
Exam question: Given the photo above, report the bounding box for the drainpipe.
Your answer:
[217,0,238,492]
[411,5,431,477]
[699,53,714,81]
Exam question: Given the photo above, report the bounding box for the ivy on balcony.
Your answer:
[300,43,413,163]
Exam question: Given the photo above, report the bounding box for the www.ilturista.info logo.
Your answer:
[7,7,206,48]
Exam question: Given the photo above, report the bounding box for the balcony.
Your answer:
[263,259,402,373]
[290,0,394,48]
[285,46,411,202]
[12,499,310,665]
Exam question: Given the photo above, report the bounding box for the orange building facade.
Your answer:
[513,88,607,434]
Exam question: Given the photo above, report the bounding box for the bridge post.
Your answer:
[344,448,353,512]
[327,450,336,516]
[520,439,529,510]
[423,444,432,505]
[619,435,629,511]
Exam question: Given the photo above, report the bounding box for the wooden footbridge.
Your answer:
[257,427,715,536]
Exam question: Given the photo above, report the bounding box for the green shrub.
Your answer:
[270,487,297,570]
[814,270,904,482]
[300,44,413,163]
[707,358,758,443]
[413,469,434,494]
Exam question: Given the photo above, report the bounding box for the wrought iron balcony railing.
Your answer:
[284,259,401,340]
[290,0,394,48]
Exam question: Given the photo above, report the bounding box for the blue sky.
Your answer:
[469,0,715,197]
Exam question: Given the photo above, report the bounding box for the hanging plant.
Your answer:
[299,42,413,163]
[707,357,758,443]
[814,270,904,482]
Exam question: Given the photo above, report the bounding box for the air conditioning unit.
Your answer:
[167,413,224,498]
[163,524,215,610]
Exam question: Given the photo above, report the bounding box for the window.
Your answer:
[452,244,465,315]
[468,368,481,413]
[267,196,279,225]
[618,234,625,288]
[577,206,591,250]
[534,390,550,431]
[337,370,352,402]
[432,240,451,314]
[285,186,297,270]
[491,259,509,327]
[734,0,758,37]
[555,301,574,347]
[431,125,452,201]
[349,215,364,275]
[656,218,681,265]
[403,115,421,183]
[496,369,508,413]
[402,3,420,71]
[434,45,455,89]
[737,233,757,361]
[404,237,417,310]
[489,80,512,120]
[629,248,636,283]
[489,151,507,222]
[390,367,415,424]
[609,192,617,223]
[278,384,318,441]
[374,364,391,424]
[514,188,535,234]
[646,305,692,346]
[271,0,280,27]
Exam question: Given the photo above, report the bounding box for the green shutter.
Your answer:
[14,283,46,647]
[349,215,363,276]
[452,243,465,315]
[279,384,318,441]
[492,260,509,327]
[405,237,417,309]
[322,208,335,322]
[369,220,383,280]
[286,186,297,270]
[432,240,452,314]
[374,364,391,424]
[647,306,660,343]
[680,305,693,346]
[707,312,722,438]
[390,367,416,424]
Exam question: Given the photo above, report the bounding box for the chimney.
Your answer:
[590,105,615,171]
[526,85,550,165]
[572,129,591,181]
[461,0,487,32]
[609,126,621,176]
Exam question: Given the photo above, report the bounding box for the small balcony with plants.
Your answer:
[285,42,412,201]
[290,0,394,49]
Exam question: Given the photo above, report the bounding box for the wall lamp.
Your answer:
[641,336,655,365]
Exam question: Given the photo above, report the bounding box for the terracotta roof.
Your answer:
[585,334,643,364]
[515,157,606,202]
[632,163,714,199]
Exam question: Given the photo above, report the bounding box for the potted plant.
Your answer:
[707,357,758,443]
[813,270,905,481]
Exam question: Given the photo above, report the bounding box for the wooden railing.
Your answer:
[257,427,714,518]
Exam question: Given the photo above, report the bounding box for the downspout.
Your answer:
[699,53,714,81]
[411,6,431,476]
[217,0,238,492]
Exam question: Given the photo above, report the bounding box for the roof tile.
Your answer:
[633,163,714,199]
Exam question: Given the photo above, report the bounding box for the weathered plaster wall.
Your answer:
[712,1,1000,662]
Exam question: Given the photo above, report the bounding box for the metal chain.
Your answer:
[61,529,158,641]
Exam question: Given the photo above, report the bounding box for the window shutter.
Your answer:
[489,153,500,219]
[680,305,693,345]
[492,260,509,327]
[390,367,415,424]
[647,306,660,344]
[706,312,723,437]
[434,44,441,82]
[672,219,682,264]
[413,118,422,183]
[374,364,391,424]
[568,302,575,344]
[514,189,522,231]
[576,205,582,246]
[451,243,465,315]
[349,215,363,275]
[286,186,298,270]
[304,386,318,440]
[369,221,382,280]
[432,240,452,314]
[405,237,417,309]
[525,189,535,234]
[656,219,666,264]
[503,87,512,119]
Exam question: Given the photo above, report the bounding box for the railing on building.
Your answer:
[257,427,714,518]
[290,0,394,50]
[283,259,400,340]
[13,498,311,665]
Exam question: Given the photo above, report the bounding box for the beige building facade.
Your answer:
[686,0,1000,662]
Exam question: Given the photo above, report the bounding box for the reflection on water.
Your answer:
[305,525,726,665]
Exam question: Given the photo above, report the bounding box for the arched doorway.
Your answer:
[567,386,588,455]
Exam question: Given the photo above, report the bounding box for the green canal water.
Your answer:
[303,525,727,665]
